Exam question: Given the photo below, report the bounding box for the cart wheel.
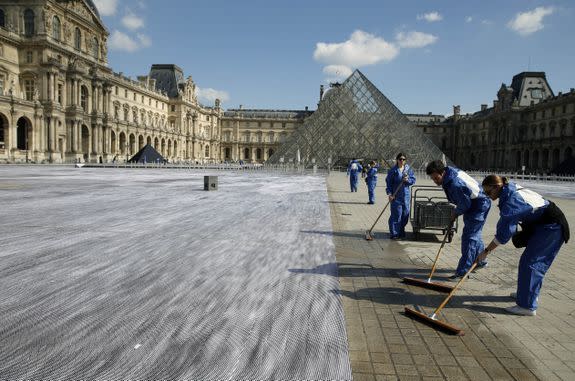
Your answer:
[447,230,454,243]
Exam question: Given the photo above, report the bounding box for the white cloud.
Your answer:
[417,12,443,22]
[122,13,145,30]
[197,87,230,104]
[466,16,473,23]
[108,30,151,52]
[92,0,118,16]
[508,6,554,36]
[136,33,152,47]
[395,31,438,48]
[323,65,353,82]
[313,30,399,67]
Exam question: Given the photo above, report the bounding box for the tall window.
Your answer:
[0,74,4,95]
[26,51,33,63]
[57,84,63,104]
[74,27,81,50]
[80,86,88,110]
[52,16,61,40]
[0,117,4,148]
[0,9,5,28]
[205,145,210,157]
[24,79,35,101]
[24,9,35,36]
[92,37,98,58]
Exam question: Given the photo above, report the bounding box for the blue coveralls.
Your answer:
[365,165,379,204]
[442,167,491,276]
[386,164,416,238]
[494,183,564,311]
[347,160,363,192]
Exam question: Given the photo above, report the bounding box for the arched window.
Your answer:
[52,16,61,40]
[204,145,210,157]
[80,86,88,110]
[0,9,6,28]
[74,27,81,50]
[92,37,99,58]
[24,9,35,36]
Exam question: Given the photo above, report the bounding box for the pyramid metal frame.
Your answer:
[267,70,449,169]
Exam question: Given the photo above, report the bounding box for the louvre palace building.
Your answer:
[0,0,573,174]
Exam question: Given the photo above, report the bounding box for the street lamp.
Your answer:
[125,142,129,163]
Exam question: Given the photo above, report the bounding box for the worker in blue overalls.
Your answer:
[426,160,491,279]
[365,160,380,204]
[386,153,416,239]
[346,158,363,192]
[476,175,569,316]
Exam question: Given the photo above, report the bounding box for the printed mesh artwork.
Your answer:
[267,70,449,169]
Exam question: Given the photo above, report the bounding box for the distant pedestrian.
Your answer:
[347,158,363,192]
[426,160,491,279]
[365,160,380,204]
[476,175,569,316]
[386,153,416,240]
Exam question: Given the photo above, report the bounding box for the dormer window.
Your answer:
[24,9,35,36]
[52,16,61,40]
[531,89,543,99]
[74,28,81,50]
[92,37,99,58]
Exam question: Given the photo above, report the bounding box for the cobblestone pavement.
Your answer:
[327,171,575,381]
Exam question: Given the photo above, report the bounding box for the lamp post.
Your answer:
[125,142,129,163]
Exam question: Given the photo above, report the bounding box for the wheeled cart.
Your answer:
[410,186,458,241]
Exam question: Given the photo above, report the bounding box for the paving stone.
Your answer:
[327,172,575,380]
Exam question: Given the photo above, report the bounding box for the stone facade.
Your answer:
[413,73,575,174]
[0,0,308,164]
[220,108,311,163]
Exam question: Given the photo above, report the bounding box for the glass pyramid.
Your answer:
[267,70,449,169]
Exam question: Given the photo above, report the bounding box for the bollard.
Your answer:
[204,175,218,191]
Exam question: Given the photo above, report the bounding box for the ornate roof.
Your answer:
[57,0,101,19]
[84,0,100,19]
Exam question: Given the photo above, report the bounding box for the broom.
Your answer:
[404,262,477,335]
[402,219,456,293]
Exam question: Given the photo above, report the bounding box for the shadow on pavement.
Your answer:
[333,287,514,315]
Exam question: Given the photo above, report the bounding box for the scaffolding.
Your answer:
[267,70,450,170]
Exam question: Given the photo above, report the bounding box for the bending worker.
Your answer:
[476,175,570,316]
[347,158,363,192]
[365,160,380,205]
[426,160,491,279]
[385,153,416,239]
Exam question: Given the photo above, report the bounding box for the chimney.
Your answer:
[493,100,499,109]
[481,104,487,111]
[319,85,324,101]
[453,105,460,122]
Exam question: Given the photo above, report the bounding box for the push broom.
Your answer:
[365,179,405,241]
[402,219,456,293]
[404,262,477,335]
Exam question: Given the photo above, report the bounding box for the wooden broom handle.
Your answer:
[427,218,456,281]
[431,262,477,319]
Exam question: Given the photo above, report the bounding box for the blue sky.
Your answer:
[93,0,574,116]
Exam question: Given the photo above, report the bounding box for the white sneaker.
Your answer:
[509,292,538,302]
[505,305,536,316]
